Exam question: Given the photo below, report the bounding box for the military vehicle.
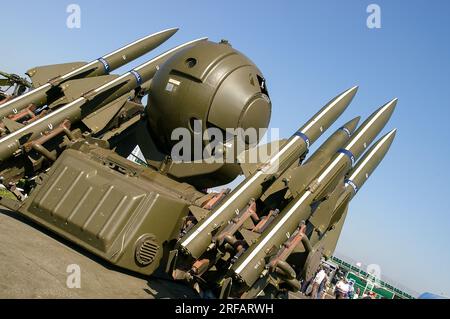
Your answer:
[0,28,397,299]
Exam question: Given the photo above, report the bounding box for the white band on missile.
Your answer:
[345,179,358,194]
[63,29,180,81]
[348,129,396,181]
[341,127,351,137]
[181,87,357,251]
[317,100,395,184]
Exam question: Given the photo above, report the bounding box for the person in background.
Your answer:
[353,287,361,299]
[335,278,350,299]
[347,281,355,299]
[311,267,327,299]
[317,270,330,299]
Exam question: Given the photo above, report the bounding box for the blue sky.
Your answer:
[2,0,450,296]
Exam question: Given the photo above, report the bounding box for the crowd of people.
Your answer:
[300,266,378,299]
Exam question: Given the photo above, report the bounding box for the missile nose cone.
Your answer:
[367,97,397,129]
[346,85,359,100]
[300,85,359,143]
[333,85,359,110]
[347,128,397,191]
[369,97,397,130]
[380,97,397,117]
[344,116,361,135]
[344,98,397,160]
[148,27,179,43]
[383,128,397,145]
[163,27,179,37]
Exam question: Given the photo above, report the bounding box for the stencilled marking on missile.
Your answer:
[130,70,143,86]
[345,179,359,194]
[97,58,110,73]
[294,131,310,148]
[340,126,351,137]
[0,96,86,159]
[337,148,355,165]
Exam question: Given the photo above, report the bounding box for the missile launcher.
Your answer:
[0,30,397,299]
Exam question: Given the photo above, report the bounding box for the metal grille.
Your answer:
[135,235,159,266]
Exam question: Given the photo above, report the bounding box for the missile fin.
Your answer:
[286,163,318,197]
[60,75,121,103]
[238,139,287,177]
[321,205,349,258]
[2,118,25,133]
[81,94,130,133]
[308,183,345,233]
[188,205,210,221]
[27,62,88,88]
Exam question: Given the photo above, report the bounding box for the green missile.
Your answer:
[0,38,207,162]
[245,129,397,298]
[328,128,397,228]
[177,86,359,259]
[0,28,178,119]
[261,116,360,201]
[230,98,397,288]
[316,128,397,259]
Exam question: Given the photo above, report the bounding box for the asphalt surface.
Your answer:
[0,208,198,299]
[0,208,317,299]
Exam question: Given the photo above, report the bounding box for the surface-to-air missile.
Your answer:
[168,86,358,275]
[0,38,274,277]
[0,31,397,299]
[220,100,397,298]
[0,31,207,189]
[166,89,397,298]
[0,28,177,119]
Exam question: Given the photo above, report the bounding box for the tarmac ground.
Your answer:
[0,208,198,299]
[0,208,328,299]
